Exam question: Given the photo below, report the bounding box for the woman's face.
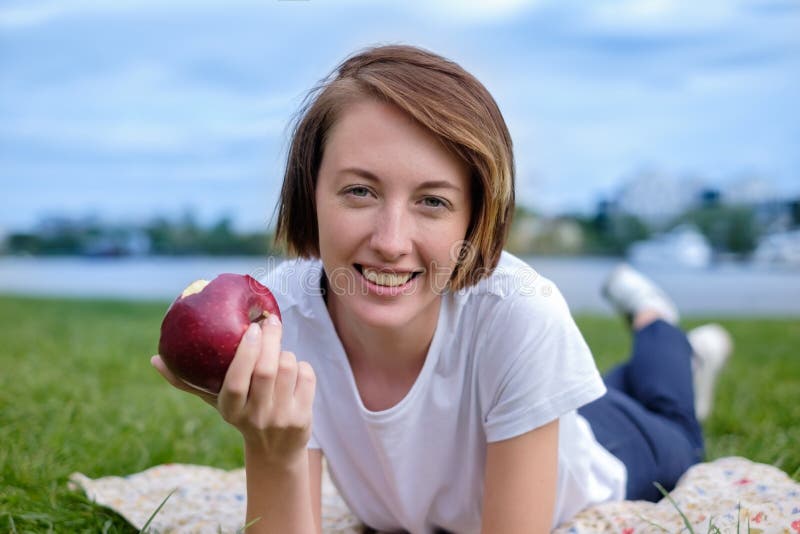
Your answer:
[315,98,472,331]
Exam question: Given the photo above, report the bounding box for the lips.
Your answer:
[354,264,423,288]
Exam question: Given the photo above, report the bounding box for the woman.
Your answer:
[152,44,731,533]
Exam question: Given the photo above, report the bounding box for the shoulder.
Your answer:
[452,253,602,440]
[466,250,541,297]
[257,257,333,366]
[455,251,573,325]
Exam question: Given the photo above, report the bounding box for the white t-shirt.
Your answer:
[262,251,626,533]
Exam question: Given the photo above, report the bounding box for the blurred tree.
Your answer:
[7,233,41,254]
[678,205,759,254]
[4,211,274,257]
[588,210,650,255]
[143,216,173,254]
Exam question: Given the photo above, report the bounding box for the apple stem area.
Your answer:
[249,308,270,323]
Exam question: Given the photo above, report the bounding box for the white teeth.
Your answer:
[362,267,414,287]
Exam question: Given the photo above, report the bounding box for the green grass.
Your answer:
[1,295,798,532]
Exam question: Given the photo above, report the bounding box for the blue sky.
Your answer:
[2,0,799,233]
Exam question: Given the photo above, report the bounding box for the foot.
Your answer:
[602,263,679,326]
[687,323,733,422]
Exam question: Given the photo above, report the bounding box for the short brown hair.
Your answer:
[274,44,515,290]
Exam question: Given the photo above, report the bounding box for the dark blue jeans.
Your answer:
[578,320,705,502]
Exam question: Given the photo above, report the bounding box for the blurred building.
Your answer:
[722,174,775,205]
[613,170,706,229]
[507,213,585,255]
[753,229,800,267]
[80,230,152,257]
[628,225,712,269]
[598,170,800,264]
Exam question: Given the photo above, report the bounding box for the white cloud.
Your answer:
[4,115,286,154]
[0,0,544,30]
[0,158,268,184]
[416,0,542,23]
[2,60,295,154]
[578,0,740,35]
[0,1,73,28]
[0,0,235,29]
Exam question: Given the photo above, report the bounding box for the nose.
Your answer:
[369,202,413,260]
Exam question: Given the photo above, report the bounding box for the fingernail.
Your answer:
[246,323,261,342]
[268,313,281,326]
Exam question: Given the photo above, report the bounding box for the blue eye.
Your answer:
[422,197,446,208]
[347,186,370,197]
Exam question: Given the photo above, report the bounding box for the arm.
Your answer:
[309,449,323,534]
[152,316,319,534]
[244,447,320,534]
[481,418,559,534]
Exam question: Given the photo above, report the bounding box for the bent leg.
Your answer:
[579,389,702,501]
[581,319,706,500]
[624,319,704,454]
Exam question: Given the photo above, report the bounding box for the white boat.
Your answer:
[752,230,800,267]
[627,225,712,269]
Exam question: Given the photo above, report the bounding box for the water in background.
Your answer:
[0,255,798,316]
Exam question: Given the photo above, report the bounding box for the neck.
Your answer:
[324,290,440,379]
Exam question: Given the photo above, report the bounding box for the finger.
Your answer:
[246,354,280,426]
[251,312,283,404]
[150,355,217,406]
[272,351,299,416]
[294,361,317,417]
[218,323,262,418]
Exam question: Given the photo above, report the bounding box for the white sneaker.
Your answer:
[602,263,680,325]
[688,323,733,422]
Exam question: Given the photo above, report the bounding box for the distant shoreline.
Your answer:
[1,255,798,316]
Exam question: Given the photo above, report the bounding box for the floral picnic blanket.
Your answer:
[69,456,800,533]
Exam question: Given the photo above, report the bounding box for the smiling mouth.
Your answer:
[354,264,423,287]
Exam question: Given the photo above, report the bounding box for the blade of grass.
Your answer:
[236,516,262,533]
[654,481,695,534]
[736,503,741,534]
[705,517,722,534]
[636,513,669,532]
[138,488,176,534]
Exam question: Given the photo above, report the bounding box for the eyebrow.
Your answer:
[338,167,462,192]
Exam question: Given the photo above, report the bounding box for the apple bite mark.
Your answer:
[180,279,210,298]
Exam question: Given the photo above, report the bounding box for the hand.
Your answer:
[151,314,317,467]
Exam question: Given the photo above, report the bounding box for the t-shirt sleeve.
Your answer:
[479,284,606,443]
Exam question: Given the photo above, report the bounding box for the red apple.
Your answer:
[158,273,281,394]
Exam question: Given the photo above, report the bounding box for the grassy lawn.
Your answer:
[1,294,798,532]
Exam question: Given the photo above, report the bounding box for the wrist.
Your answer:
[244,441,307,473]
[242,441,316,534]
